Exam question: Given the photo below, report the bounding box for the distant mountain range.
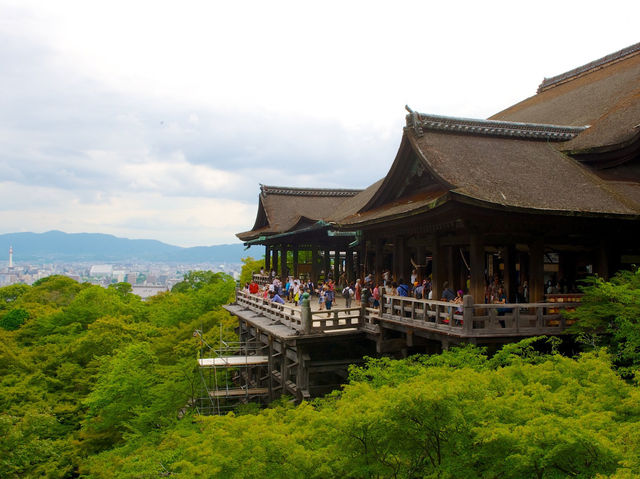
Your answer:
[0,231,252,263]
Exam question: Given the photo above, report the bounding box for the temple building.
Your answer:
[211,42,640,406]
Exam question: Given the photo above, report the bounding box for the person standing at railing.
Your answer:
[342,283,354,308]
[397,279,410,297]
[441,282,456,302]
[317,283,326,310]
[372,283,380,307]
[355,278,362,304]
[249,280,259,295]
[324,285,335,312]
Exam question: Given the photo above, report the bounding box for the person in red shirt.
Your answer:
[249,281,259,294]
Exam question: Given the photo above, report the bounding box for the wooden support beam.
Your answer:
[272,247,278,275]
[596,240,609,280]
[502,245,517,302]
[281,244,288,279]
[333,249,340,283]
[469,233,485,305]
[324,249,331,281]
[432,236,445,300]
[265,245,271,271]
[311,246,319,284]
[416,244,426,281]
[346,247,353,283]
[529,238,545,303]
[293,245,299,278]
[374,237,383,284]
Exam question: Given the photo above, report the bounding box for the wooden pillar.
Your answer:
[397,236,407,282]
[432,236,445,300]
[360,240,367,280]
[265,245,271,271]
[311,246,319,284]
[272,247,278,275]
[324,249,331,281]
[292,245,299,278]
[469,233,485,304]
[416,244,426,281]
[502,245,517,302]
[529,238,545,303]
[374,238,383,284]
[346,247,353,283]
[596,240,609,280]
[392,239,398,280]
[281,244,288,279]
[446,246,455,290]
[333,249,340,282]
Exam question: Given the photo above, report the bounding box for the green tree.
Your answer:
[239,256,264,285]
[0,284,30,311]
[567,267,640,377]
[171,271,228,293]
[0,309,29,331]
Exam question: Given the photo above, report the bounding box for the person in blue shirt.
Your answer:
[441,281,456,302]
[397,279,410,297]
[269,290,285,304]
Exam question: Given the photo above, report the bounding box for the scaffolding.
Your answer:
[194,329,269,415]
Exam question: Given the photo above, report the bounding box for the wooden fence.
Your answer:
[235,290,580,338]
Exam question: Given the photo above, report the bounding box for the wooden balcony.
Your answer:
[235,290,362,334]
[375,295,579,339]
[233,289,580,340]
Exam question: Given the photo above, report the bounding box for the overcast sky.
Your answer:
[1,1,638,247]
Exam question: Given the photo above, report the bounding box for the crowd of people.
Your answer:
[244,267,472,312]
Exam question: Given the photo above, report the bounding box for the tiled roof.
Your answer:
[260,185,362,197]
[538,42,640,93]
[405,109,587,141]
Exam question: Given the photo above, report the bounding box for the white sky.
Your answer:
[1,0,638,246]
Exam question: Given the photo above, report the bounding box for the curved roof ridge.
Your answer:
[538,41,640,93]
[260,184,363,197]
[405,109,588,141]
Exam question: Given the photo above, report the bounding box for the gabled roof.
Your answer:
[490,41,640,155]
[237,43,640,240]
[332,110,640,228]
[237,185,362,241]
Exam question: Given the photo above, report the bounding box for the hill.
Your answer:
[0,231,248,263]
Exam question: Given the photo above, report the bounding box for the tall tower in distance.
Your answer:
[9,245,13,269]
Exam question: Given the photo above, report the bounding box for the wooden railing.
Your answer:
[235,290,580,338]
[376,294,580,337]
[236,290,361,333]
[252,274,271,286]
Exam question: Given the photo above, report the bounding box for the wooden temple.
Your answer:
[216,42,640,405]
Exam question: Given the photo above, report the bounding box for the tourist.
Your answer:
[382,269,390,286]
[317,282,325,310]
[452,290,464,313]
[397,278,410,297]
[342,282,354,308]
[372,283,380,307]
[269,290,285,305]
[441,281,456,302]
[355,278,362,304]
[324,285,334,311]
[494,286,508,326]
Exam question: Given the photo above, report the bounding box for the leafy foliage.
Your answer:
[567,268,640,377]
[239,256,264,285]
[2,267,640,478]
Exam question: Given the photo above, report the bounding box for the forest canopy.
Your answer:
[1,268,639,478]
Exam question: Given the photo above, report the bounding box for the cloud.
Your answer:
[1,0,639,247]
